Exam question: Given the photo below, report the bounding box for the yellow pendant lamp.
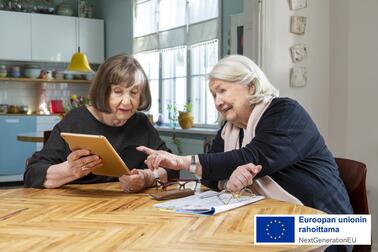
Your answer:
[66,0,93,73]
[66,46,93,72]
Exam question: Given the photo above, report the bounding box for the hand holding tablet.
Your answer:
[61,132,130,177]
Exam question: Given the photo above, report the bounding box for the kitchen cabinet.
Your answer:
[0,115,60,182]
[79,18,105,63]
[0,11,104,63]
[31,13,77,62]
[0,77,91,84]
[0,116,36,181]
[0,10,31,61]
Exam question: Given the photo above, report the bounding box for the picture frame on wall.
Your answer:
[290,43,308,63]
[289,0,307,10]
[290,67,307,87]
[290,16,307,35]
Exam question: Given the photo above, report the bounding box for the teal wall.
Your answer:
[94,0,243,59]
[221,0,243,56]
[94,0,133,58]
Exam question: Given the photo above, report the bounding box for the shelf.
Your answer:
[0,77,91,84]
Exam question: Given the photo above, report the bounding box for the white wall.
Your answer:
[260,0,330,139]
[250,0,377,249]
[330,0,378,250]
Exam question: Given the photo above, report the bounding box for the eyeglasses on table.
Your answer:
[155,178,200,191]
[215,187,257,205]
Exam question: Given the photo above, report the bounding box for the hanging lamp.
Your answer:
[66,0,93,73]
[66,47,93,72]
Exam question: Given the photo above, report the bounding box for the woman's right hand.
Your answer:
[65,149,103,178]
[137,146,184,171]
[43,149,103,188]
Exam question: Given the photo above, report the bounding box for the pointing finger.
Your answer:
[137,146,155,155]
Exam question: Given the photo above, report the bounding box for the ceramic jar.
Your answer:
[0,65,7,78]
[56,3,74,16]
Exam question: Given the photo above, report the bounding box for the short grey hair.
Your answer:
[208,55,279,104]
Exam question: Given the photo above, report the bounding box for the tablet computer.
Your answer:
[60,132,130,177]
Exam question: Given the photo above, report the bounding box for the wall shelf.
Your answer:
[0,77,91,84]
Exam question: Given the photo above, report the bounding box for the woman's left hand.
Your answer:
[119,169,146,192]
[226,163,262,192]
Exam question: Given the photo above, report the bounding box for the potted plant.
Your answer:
[178,102,193,129]
[167,104,182,155]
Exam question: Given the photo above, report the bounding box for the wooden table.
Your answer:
[0,183,324,251]
[16,132,44,143]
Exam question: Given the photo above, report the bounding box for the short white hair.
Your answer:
[208,55,279,104]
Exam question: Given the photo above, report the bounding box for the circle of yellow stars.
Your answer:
[265,220,285,240]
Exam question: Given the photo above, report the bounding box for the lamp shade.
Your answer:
[66,51,93,73]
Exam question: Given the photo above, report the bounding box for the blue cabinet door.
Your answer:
[0,116,37,176]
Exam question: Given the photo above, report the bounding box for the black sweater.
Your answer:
[24,106,178,188]
[199,98,352,214]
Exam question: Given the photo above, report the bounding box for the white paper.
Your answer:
[154,190,265,215]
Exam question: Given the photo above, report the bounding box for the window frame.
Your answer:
[133,0,222,128]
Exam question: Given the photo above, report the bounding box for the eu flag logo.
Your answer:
[255,216,295,243]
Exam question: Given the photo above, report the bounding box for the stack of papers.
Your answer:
[154,190,265,215]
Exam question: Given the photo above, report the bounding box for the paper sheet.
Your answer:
[154,190,265,215]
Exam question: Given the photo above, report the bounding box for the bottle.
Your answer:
[38,83,50,115]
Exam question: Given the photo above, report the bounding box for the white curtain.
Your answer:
[159,0,186,31]
[134,0,157,37]
[133,0,219,53]
[134,51,160,120]
[190,40,218,125]
[161,46,187,123]
[188,0,218,24]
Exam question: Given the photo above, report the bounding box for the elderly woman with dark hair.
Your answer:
[24,54,178,191]
[139,55,353,216]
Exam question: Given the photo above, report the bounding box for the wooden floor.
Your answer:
[0,183,323,251]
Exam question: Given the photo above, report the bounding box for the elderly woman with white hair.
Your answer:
[138,55,352,216]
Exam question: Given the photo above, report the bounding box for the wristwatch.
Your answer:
[189,155,201,181]
[189,155,197,174]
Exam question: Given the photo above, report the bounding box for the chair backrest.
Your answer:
[335,157,369,214]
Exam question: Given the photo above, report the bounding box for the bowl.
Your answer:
[56,3,74,16]
[64,73,74,80]
[8,105,20,114]
[19,105,29,113]
[0,104,8,114]
[9,71,21,78]
[83,73,95,80]
[24,68,41,79]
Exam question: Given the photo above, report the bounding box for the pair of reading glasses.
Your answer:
[200,187,256,205]
[155,178,199,191]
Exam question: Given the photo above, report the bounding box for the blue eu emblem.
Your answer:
[255,216,295,243]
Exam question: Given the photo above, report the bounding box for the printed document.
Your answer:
[154,190,265,215]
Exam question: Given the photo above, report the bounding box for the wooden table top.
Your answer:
[16,132,44,143]
[0,183,324,251]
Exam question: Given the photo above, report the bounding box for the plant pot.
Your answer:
[178,111,194,129]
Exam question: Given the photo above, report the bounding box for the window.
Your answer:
[133,0,219,126]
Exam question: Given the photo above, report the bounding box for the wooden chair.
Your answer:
[335,157,370,252]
